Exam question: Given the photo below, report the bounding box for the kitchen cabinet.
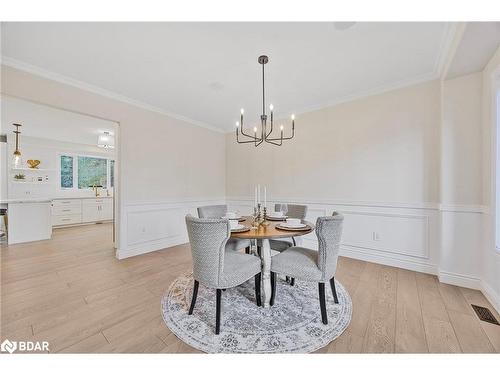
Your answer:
[52,197,113,227]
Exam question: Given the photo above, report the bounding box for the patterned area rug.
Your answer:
[161,272,352,353]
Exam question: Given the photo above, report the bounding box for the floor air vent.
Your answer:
[471,304,499,325]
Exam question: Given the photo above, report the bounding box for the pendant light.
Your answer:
[12,123,23,169]
[97,131,115,149]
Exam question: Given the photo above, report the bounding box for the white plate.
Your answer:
[231,224,245,231]
[268,214,287,219]
[280,223,306,229]
[222,216,243,221]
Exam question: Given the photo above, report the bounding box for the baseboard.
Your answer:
[481,280,500,314]
[339,245,437,275]
[437,270,481,289]
[117,235,187,259]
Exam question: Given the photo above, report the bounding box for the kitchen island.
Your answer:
[0,198,53,245]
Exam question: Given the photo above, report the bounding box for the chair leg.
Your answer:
[188,280,199,315]
[330,277,339,304]
[245,246,250,254]
[255,272,262,307]
[285,276,290,283]
[257,246,261,257]
[215,289,222,335]
[270,271,276,306]
[319,283,328,324]
[290,277,295,286]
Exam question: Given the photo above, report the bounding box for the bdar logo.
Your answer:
[1,339,17,354]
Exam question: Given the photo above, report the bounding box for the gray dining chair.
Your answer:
[185,215,262,334]
[269,212,344,324]
[197,204,252,254]
[269,204,308,285]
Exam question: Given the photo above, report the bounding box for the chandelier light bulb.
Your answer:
[291,114,295,120]
[253,126,257,133]
[280,125,284,131]
[235,121,239,127]
[241,108,245,115]
[269,104,274,111]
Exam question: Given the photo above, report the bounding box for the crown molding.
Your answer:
[438,22,467,79]
[1,57,225,134]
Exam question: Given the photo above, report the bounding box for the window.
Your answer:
[60,154,114,190]
[78,156,107,188]
[60,155,74,188]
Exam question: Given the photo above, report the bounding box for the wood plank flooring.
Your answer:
[1,223,499,353]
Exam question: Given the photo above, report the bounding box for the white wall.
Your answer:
[226,80,442,275]
[481,46,500,312]
[1,65,226,258]
[226,80,441,205]
[439,73,485,288]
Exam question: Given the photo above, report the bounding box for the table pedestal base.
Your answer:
[257,239,272,307]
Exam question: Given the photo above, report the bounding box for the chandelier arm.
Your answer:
[237,129,262,143]
[265,137,282,146]
[239,126,257,139]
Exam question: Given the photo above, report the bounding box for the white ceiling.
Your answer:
[1,96,117,145]
[1,22,454,132]
[446,22,500,79]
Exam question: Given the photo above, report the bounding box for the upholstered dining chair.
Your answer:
[185,215,262,334]
[269,204,308,285]
[197,204,252,254]
[269,212,344,325]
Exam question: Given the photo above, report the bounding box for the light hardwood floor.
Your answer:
[1,223,499,353]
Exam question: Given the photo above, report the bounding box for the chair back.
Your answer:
[316,212,344,280]
[274,204,308,220]
[197,204,227,219]
[185,215,230,288]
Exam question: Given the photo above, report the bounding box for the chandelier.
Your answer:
[235,55,295,147]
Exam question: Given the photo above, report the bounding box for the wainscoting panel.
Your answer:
[227,198,439,274]
[118,198,225,259]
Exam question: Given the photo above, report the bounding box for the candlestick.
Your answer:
[264,186,267,208]
[257,184,261,205]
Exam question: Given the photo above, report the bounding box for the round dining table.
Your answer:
[231,217,314,307]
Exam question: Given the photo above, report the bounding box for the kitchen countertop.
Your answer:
[0,198,53,204]
[1,196,113,204]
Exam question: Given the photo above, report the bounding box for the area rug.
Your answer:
[161,272,352,353]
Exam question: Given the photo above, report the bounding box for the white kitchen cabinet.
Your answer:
[82,198,113,223]
[52,197,113,227]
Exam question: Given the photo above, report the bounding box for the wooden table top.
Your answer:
[230,217,314,240]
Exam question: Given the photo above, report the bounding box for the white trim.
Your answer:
[227,196,490,214]
[226,196,440,210]
[439,204,489,214]
[481,280,500,314]
[437,270,481,289]
[125,197,226,207]
[1,57,225,134]
[340,245,437,275]
[439,22,467,79]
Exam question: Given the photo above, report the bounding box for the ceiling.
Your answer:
[446,22,500,79]
[1,22,454,132]
[1,96,117,145]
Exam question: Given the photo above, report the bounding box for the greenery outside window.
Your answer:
[59,154,114,190]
